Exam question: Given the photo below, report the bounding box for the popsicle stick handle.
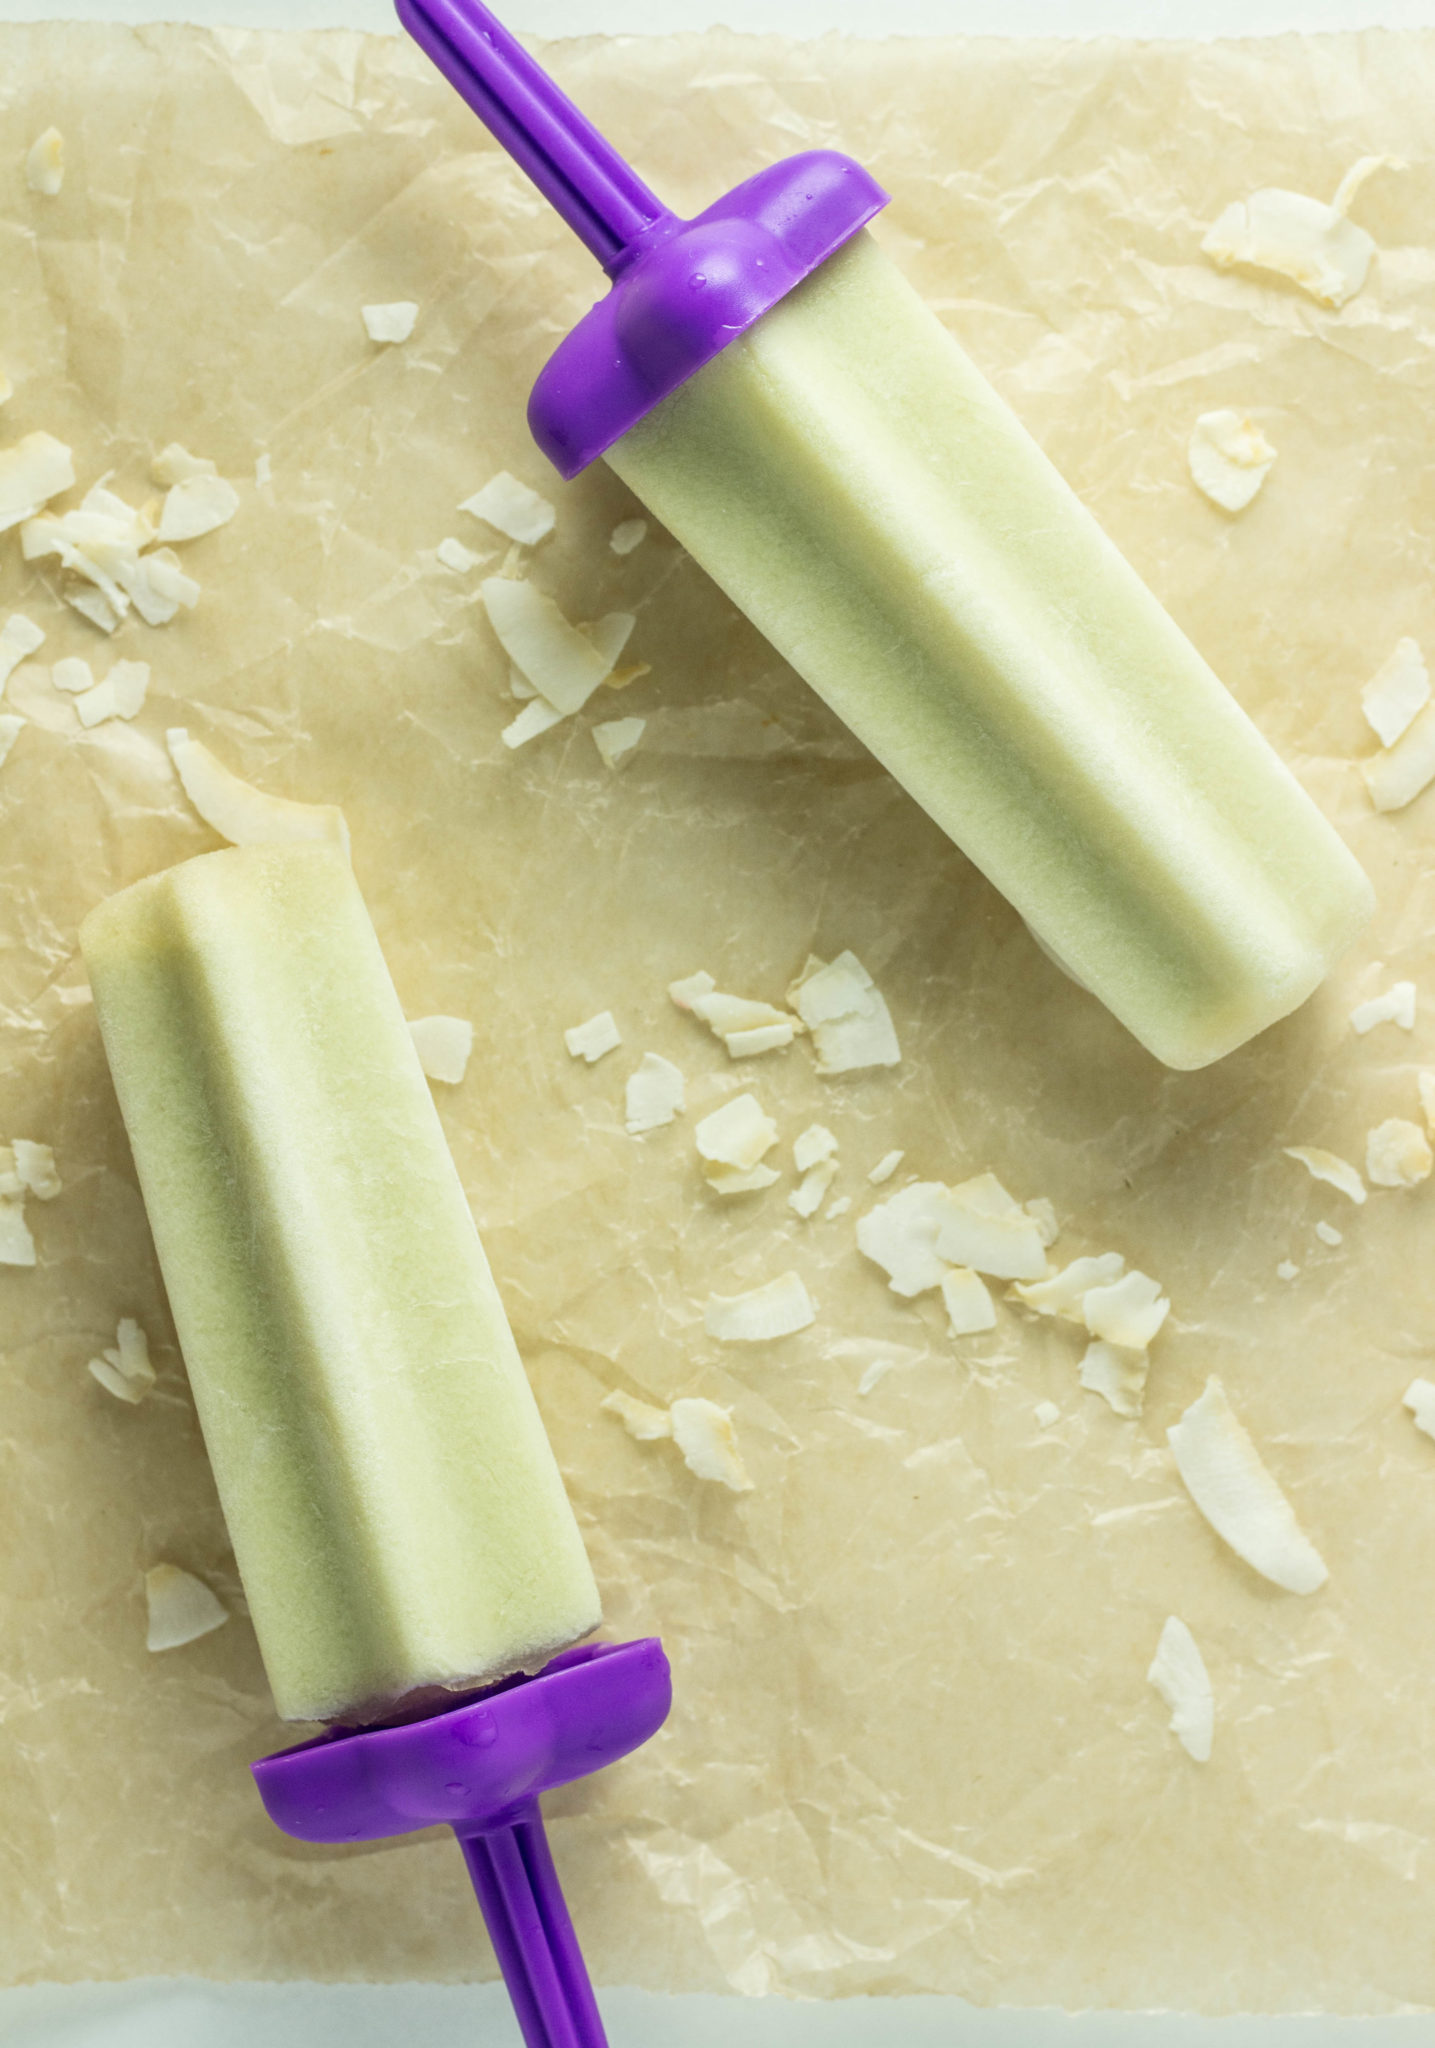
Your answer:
[457,1802,609,2048]
[395,0,668,270]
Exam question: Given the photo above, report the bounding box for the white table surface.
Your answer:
[3,0,1435,2038]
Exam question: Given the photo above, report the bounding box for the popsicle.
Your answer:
[400,0,1373,1072]
[80,843,601,1725]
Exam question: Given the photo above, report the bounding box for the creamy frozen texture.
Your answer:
[80,845,601,1722]
[605,231,1373,1070]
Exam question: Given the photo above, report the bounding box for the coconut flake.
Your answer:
[0,431,74,536]
[1187,410,1277,513]
[52,656,94,694]
[696,1093,778,1174]
[564,1011,621,1064]
[1403,1378,1435,1444]
[825,1195,852,1220]
[1014,1251,1126,1320]
[941,1266,996,1336]
[593,717,645,770]
[857,1182,953,1298]
[0,613,45,692]
[1167,1376,1328,1595]
[625,1052,685,1134]
[867,1149,904,1186]
[1201,183,1375,308]
[75,660,149,729]
[12,1140,60,1200]
[482,579,611,714]
[409,1015,473,1085]
[726,1022,798,1058]
[1420,1072,1435,1139]
[436,536,482,575]
[1079,1339,1149,1419]
[362,301,419,345]
[705,1162,780,1196]
[464,474,555,548]
[1366,1117,1432,1189]
[88,1317,156,1405]
[668,970,716,1011]
[669,1397,754,1491]
[691,991,791,1037]
[1024,1197,1060,1247]
[1315,1221,1343,1247]
[66,588,120,634]
[0,714,23,768]
[1276,1260,1300,1281]
[1364,702,1435,813]
[157,474,239,544]
[859,1359,896,1396]
[0,1197,36,1266]
[151,445,217,487]
[1362,639,1430,749]
[794,1125,839,1173]
[501,698,567,750]
[1284,1144,1366,1205]
[935,1198,1049,1283]
[788,950,900,1075]
[167,728,349,855]
[789,1158,838,1219]
[144,1564,229,1652]
[704,1271,815,1343]
[1147,1616,1214,1763]
[1351,980,1417,1034]
[25,128,64,197]
[609,517,647,556]
[600,1389,673,1441]
[1082,1269,1169,1350]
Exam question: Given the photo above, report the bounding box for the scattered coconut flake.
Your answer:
[788,950,900,1075]
[1147,1616,1214,1764]
[144,1564,229,1652]
[564,1011,621,1064]
[609,518,647,556]
[669,970,716,1011]
[1284,1144,1366,1205]
[1167,1376,1328,1594]
[167,728,350,855]
[25,127,64,197]
[409,1015,473,1086]
[157,473,240,545]
[126,548,199,627]
[1024,1196,1060,1248]
[789,1159,838,1220]
[935,1197,1049,1283]
[1366,1117,1432,1189]
[867,1149,904,1186]
[66,587,120,634]
[690,991,791,1037]
[437,536,483,574]
[704,1270,815,1343]
[669,1396,754,1491]
[52,656,94,694]
[1420,1072,1435,1138]
[482,579,611,714]
[362,301,419,345]
[1082,1268,1169,1351]
[1201,182,1375,308]
[600,1389,672,1441]
[508,663,538,702]
[859,1359,896,1396]
[74,659,149,729]
[0,714,23,768]
[151,444,217,487]
[501,697,567,750]
[949,1172,1022,1218]
[725,1022,797,1058]
[1402,1378,1435,1444]
[1276,1260,1300,1281]
[1363,704,1435,813]
[464,474,556,548]
[1034,1400,1061,1428]
[625,1052,685,1134]
[696,1093,778,1173]
[1187,410,1277,513]
[12,1140,60,1200]
[825,1195,851,1220]
[1079,1339,1149,1418]
[0,1147,23,1197]
[0,613,44,692]
[0,1198,36,1266]
[1362,639,1429,749]
[794,1125,838,1173]
[1351,980,1417,1034]
[255,453,272,488]
[593,717,645,770]
[857,1182,954,1298]
[1014,1251,1126,1321]
[88,1317,156,1405]
[0,431,74,535]
[1315,1221,1343,1247]
[705,1162,780,1196]
[941,1266,996,1337]
[582,612,636,670]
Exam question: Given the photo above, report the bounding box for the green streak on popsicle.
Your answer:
[81,845,600,1723]
[606,230,1373,1071]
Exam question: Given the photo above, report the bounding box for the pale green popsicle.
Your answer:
[81,845,600,1723]
[606,230,1373,1071]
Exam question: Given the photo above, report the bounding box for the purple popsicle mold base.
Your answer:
[254,1639,672,2048]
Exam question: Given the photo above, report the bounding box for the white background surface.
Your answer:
[3,0,1435,2039]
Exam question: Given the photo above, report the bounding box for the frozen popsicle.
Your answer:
[81,844,600,1723]
[400,0,1372,1072]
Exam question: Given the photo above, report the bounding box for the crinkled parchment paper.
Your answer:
[2,19,1434,2012]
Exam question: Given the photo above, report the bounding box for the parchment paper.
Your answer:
[2,19,1434,2012]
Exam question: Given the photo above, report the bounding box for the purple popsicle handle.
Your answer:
[460,1804,607,2048]
[395,0,670,270]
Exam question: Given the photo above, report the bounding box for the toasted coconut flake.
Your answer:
[625,1052,684,1133]
[857,1182,952,1298]
[151,444,216,487]
[867,1149,904,1186]
[362,301,419,345]
[1079,1339,1149,1418]
[0,613,45,691]
[564,1011,621,1064]
[0,431,74,535]
[166,728,350,856]
[1363,702,1435,813]
[668,970,716,1011]
[66,587,121,634]
[1315,1221,1343,1247]
[725,1022,795,1057]
[25,127,64,197]
[1351,980,1417,1034]
[697,1092,778,1174]
[1366,1117,1432,1189]
[593,717,645,770]
[583,612,636,669]
[1025,1197,1060,1247]
[1082,1269,1169,1350]
[157,473,240,545]
[409,1015,473,1086]
[1187,410,1276,513]
[53,656,95,694]
[1284,1144,1366,1204]
[501,697,567,750]
[1014,1251,1126,1320]
[144,1564,229,1652]
[941,1266,996,1336]
[705,1162,780,1196]
[935,1199,1049,1282]
[75,660,149,729]
[789,1158,838,1220]
[669,1396,753,1491]
[610,517,647,556]
[1201,183,1374,308]
[12,1140,60,1200]
[704,1271,814,1343]
[0,1197,36,1266]
[1167,1376,1328,1594]
[482,578,611,714]
[463,473,555,547]
[88,1317,156,1405]
[0,714,24,767]
[1403,1378,1435,1444]
[600,1389,672,1441]
[1362,639,1429,749]
[788,949,901,1075]
[437,536,484,574]
[1147,1616,1213,1763]
[1276,1260,1299,1281]
[691,991,791,1037]
[794,1125,839,1173]
[825,1195,851,1220]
